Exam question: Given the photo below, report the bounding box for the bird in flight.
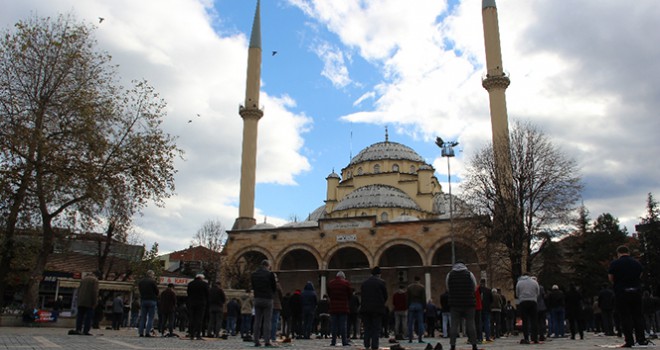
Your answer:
[98,17,105,23]
[272,51,278,56]
[188,120,192,123]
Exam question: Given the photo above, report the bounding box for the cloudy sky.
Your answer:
[3,0,659,253]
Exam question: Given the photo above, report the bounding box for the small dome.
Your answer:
[249,222,276,230]
[280,221,318,228]
[307,205,327,221]
[349,141,425,166]
[326,171,340,179]
[334,185,422,211]
[418,164,433,171]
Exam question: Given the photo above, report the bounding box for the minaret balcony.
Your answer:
[481,72,510,91]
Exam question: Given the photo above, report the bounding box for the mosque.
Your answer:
[223,0,513,302]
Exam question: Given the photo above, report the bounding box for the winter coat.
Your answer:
[77,275,99,308]
[446,263,476,308]
[360,275,387,315]
[327,276,352,314]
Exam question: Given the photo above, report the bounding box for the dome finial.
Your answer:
[385,126,389,142]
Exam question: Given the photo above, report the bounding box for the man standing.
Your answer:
[327,271,352,346]
[251,259,276,347]
[608,245,648,347]
[547,284,565,338]
[226,298,240,336]
[159,283,177,337]
[208,282,227,338]
[446,261,478,350]
[361,267,388,350]
[392,284,408,340]
[440,290,450,338]
[598,283,616,336]
[112,294,124,330]
[406,276,426,343]
[516,273,540,344]
[138,270,159,337]
[478,279,493,342]
[187,273,209,340]
[74,271,99,335]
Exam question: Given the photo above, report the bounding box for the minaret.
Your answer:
[481,0,512,161]
[233,0,263,230]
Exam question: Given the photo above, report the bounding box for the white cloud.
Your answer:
[289,0,660,232]
[1,0,312,252]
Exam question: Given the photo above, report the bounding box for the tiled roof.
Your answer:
[168,246,221,261]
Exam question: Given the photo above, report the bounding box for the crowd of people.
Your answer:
[66,245,658,350]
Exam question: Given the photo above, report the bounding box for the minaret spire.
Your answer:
[234,0,263,230]
[481,0,513,179]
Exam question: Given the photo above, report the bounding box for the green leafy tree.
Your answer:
[0,14,181,310]
[637,193,660,293]
[461,121,583,289]
[572,213,629,295]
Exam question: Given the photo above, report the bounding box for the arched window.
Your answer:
[410,165,415,173]
[361,212,368,216]
[357,167,363,175]
[392,164,399,172]
[381,212,389,222]
[374,164,381,173]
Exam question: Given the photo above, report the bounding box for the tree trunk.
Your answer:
[22,219,54,312]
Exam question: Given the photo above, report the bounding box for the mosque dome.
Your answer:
[326,171,340,179]
[334,184,422,211]
[307,205,327,221]
[249,222,276,230]
[348,141,425,166]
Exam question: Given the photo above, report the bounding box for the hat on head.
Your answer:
[337,271,345,278]
[196,273,205,279]
[371,266,381,275]
[552,284,559,290]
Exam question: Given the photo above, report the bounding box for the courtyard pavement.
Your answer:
[0,326,655,350]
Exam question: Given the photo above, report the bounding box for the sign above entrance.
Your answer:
[336,234,357,242]
[321,218,374,231]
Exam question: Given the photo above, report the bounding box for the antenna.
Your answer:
[349,128,353,161]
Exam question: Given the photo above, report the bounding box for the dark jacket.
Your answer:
[289,291,302,316]
[407,281,426,306]
[160,287,177,314]
[547,289,565,309]
[598,287,615,310]
[251,266,276,299]
[440,291,450,313]
[138,276,159,301]
[327,276,352,314]
[208,285,227,311]
[446,263,476,308]
[360,275,387,315]
[77,275,99,308]
[301,282,318,312]
[227,299,240,317]
[187,278,209,306]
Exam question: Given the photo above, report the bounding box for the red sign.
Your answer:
[159,276,192,286]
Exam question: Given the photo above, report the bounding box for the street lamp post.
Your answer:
[435,137,459,265]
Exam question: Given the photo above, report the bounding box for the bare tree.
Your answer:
[0,14,181,310]
[461,120,582,289]
[190,219,227,282]
[191,219,227,253]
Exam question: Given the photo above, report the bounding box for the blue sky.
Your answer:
[2,0,659,253]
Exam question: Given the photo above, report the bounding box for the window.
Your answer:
[381,212,389,222]
[392,164,399,172]
[410,165,415,173]
[357,167,363,175]
[374,164,381,173]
